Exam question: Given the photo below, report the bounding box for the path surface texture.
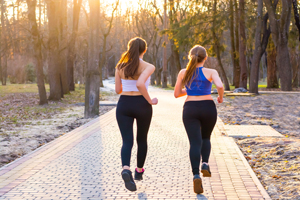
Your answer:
[0,84,272,200]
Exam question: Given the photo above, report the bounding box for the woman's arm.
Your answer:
[174,69,187,98]
[211,69,224,103]
[115,69,122,94]
[136,65,157,105]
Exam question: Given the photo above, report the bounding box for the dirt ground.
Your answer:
[216,93,300,200]
[0,88,118,168]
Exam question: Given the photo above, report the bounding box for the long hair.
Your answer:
[182,45,207,88]
[116,37,147,79]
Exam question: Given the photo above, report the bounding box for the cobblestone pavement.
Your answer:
[0,87,271,200]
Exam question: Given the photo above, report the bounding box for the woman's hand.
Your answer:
[151,98,158,105]
[217,96,223,103]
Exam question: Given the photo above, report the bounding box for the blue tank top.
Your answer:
[185,67,212,96]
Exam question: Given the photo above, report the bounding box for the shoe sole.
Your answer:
[201,169,211,177]
[134,177,143,181]
[193,178,203,194]
[122,172,137,191]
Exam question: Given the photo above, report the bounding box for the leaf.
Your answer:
[272,175,281,179]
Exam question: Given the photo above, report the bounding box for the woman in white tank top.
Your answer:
[115,37,157,191]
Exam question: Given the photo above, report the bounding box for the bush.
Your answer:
[25,64,36,83]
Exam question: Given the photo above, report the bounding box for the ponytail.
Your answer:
[117,37,147,79]
[182,45,207,87]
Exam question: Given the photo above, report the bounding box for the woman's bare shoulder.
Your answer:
[140,60,155,71]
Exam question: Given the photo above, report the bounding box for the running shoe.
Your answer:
[201,163,211,177]
[193,174,203,194]
[121,169,137,191]
[134,168,144,181]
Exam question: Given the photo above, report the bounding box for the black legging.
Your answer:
[183,100,217,175]
[116,95,152,168]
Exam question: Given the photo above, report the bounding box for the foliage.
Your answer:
[25,63,36,83]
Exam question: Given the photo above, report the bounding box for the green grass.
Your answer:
[0,83,50,94]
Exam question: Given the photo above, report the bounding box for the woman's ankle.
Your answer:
[123,165,130,170]
[136,167,144,173]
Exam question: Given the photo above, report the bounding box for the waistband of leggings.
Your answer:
[184,100,215,106]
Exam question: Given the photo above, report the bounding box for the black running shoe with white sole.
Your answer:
[121,169,137,191]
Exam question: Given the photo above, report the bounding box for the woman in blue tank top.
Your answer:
[174,45,224,194]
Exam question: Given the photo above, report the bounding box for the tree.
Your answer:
[162,0,168,88]
[264,0,293,91]
[291,0,300,87]
[234,0,240,87]
[67,0,83,91]
[85,0,100,118]
[212,0,230,90]
[1,0,7,85]
[46,0,63,100]
[249,0,272,94]
[266,36,279,88]
[26,0,48,105]
[99,0,119,87]
[229,0,239,88]
[58,0,70,95]
[239,0,247,89]
[168,0,182,86]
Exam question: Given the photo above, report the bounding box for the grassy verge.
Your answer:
[0,84,87,129]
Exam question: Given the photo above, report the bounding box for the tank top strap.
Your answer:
[198,67,209,82]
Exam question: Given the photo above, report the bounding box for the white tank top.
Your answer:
[121,77,150,92]
[121,58,150,92]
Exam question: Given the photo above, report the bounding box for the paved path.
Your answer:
[0,85,271,199]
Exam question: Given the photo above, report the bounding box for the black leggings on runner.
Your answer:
[116,95,152,168]
[183,100,217,175]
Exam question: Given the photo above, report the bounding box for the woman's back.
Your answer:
[185,67,212,96]
[117,59,152,94]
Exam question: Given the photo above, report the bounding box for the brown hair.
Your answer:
[182,45,207,87]
[116,37,147,79]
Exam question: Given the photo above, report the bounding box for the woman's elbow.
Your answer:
[136,82,144,90]
[174,91,180,98]
[216,84,224,90]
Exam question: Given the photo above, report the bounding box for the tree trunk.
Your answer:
[266,38,279,88]
[99,36,107,87]
[229,0,237,87]
[47,0,62,100]
[264,0,292,91]
[67,0,82,91]
[58,0,69,95]
[85,0,100,118]
[249,0,271,93]
[233,0,240,87]
[156,60,162,86]
[291,52,298,88]
[298,57,300,87]
[1,0,7,85]
[26,0,48,105]
[170,53,176,87]
[162,0,168,88]
[213,0,230,91]
[292,0,300,41]
[239,0,247,89]
[0,8,2,85]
